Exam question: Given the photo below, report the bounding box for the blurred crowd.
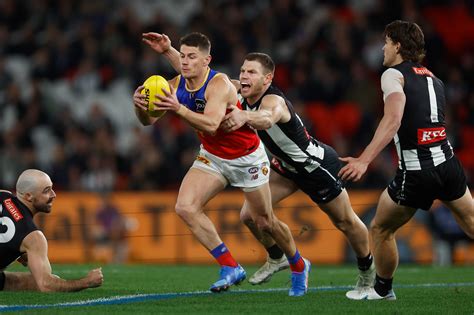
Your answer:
[1,0,473,192]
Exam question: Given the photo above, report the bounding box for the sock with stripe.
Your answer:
[210,243,238,267]
[287,250,305,272]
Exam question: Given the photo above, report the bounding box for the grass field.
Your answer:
[1,264,473,314]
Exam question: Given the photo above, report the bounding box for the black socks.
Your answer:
[374,274,393,297]
[357,253,373,271]
[267,244,284,260]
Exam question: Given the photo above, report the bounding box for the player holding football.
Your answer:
[135,33,375,294]
[0,169,103,292]
[133,32,310,296]
[340,20,474,300]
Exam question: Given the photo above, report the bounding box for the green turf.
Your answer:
[1,264,473,314]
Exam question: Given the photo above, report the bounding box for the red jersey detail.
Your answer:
[412,67,433,77]
[4,198,23,222]
[198,101,260,159]
[417,127,446,145]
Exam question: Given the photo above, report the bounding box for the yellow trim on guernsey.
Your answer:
[184,67,220,92]
[173,75,181,89]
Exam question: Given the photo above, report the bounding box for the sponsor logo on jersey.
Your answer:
[195,99,206,113]
[196,155,211,165]
[417,127,446,145]
[412,67,433,77]
[4,198,23,222]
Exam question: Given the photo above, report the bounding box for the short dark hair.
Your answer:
[244,52,275,74]
[179,32,211,54]
[384,20,426,63]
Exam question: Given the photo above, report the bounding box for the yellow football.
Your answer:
[141,75,170,118]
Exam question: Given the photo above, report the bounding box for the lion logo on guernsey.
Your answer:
[261,166,269,176]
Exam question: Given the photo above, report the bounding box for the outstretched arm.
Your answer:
[142,32,181,73]
[4,231,104,292]
[338,91,405,181]
[222,94,288,132]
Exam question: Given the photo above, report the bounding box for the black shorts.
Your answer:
[271,142,344,204]
[387,156,467,210]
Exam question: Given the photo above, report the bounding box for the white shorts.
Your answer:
[191,142,270,190]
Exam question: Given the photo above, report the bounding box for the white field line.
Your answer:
[1,282,473,312]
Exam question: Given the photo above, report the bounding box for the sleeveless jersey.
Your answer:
[389,61,453,171]
[175,68,260,159]
[0,191,38,269]
[240,85,325,173]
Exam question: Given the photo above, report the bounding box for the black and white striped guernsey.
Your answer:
[389,61,454,171]
[239,85,325,173]
[0,191,38,269]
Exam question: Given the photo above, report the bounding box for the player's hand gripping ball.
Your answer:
[141,75,170,118]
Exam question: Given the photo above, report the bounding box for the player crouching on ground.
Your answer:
[0,169,103,292]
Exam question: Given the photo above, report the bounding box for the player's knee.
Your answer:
[332,217,353,233]
[370,222,393,241]
[255,215,273,234]
[175,203,197,223]
[465,211,474,238]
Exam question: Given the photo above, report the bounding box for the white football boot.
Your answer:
[249,256,289,285]
[346,287,397,300]
[345,262,376,299]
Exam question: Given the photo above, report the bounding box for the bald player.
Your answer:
[0,169,103,292]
